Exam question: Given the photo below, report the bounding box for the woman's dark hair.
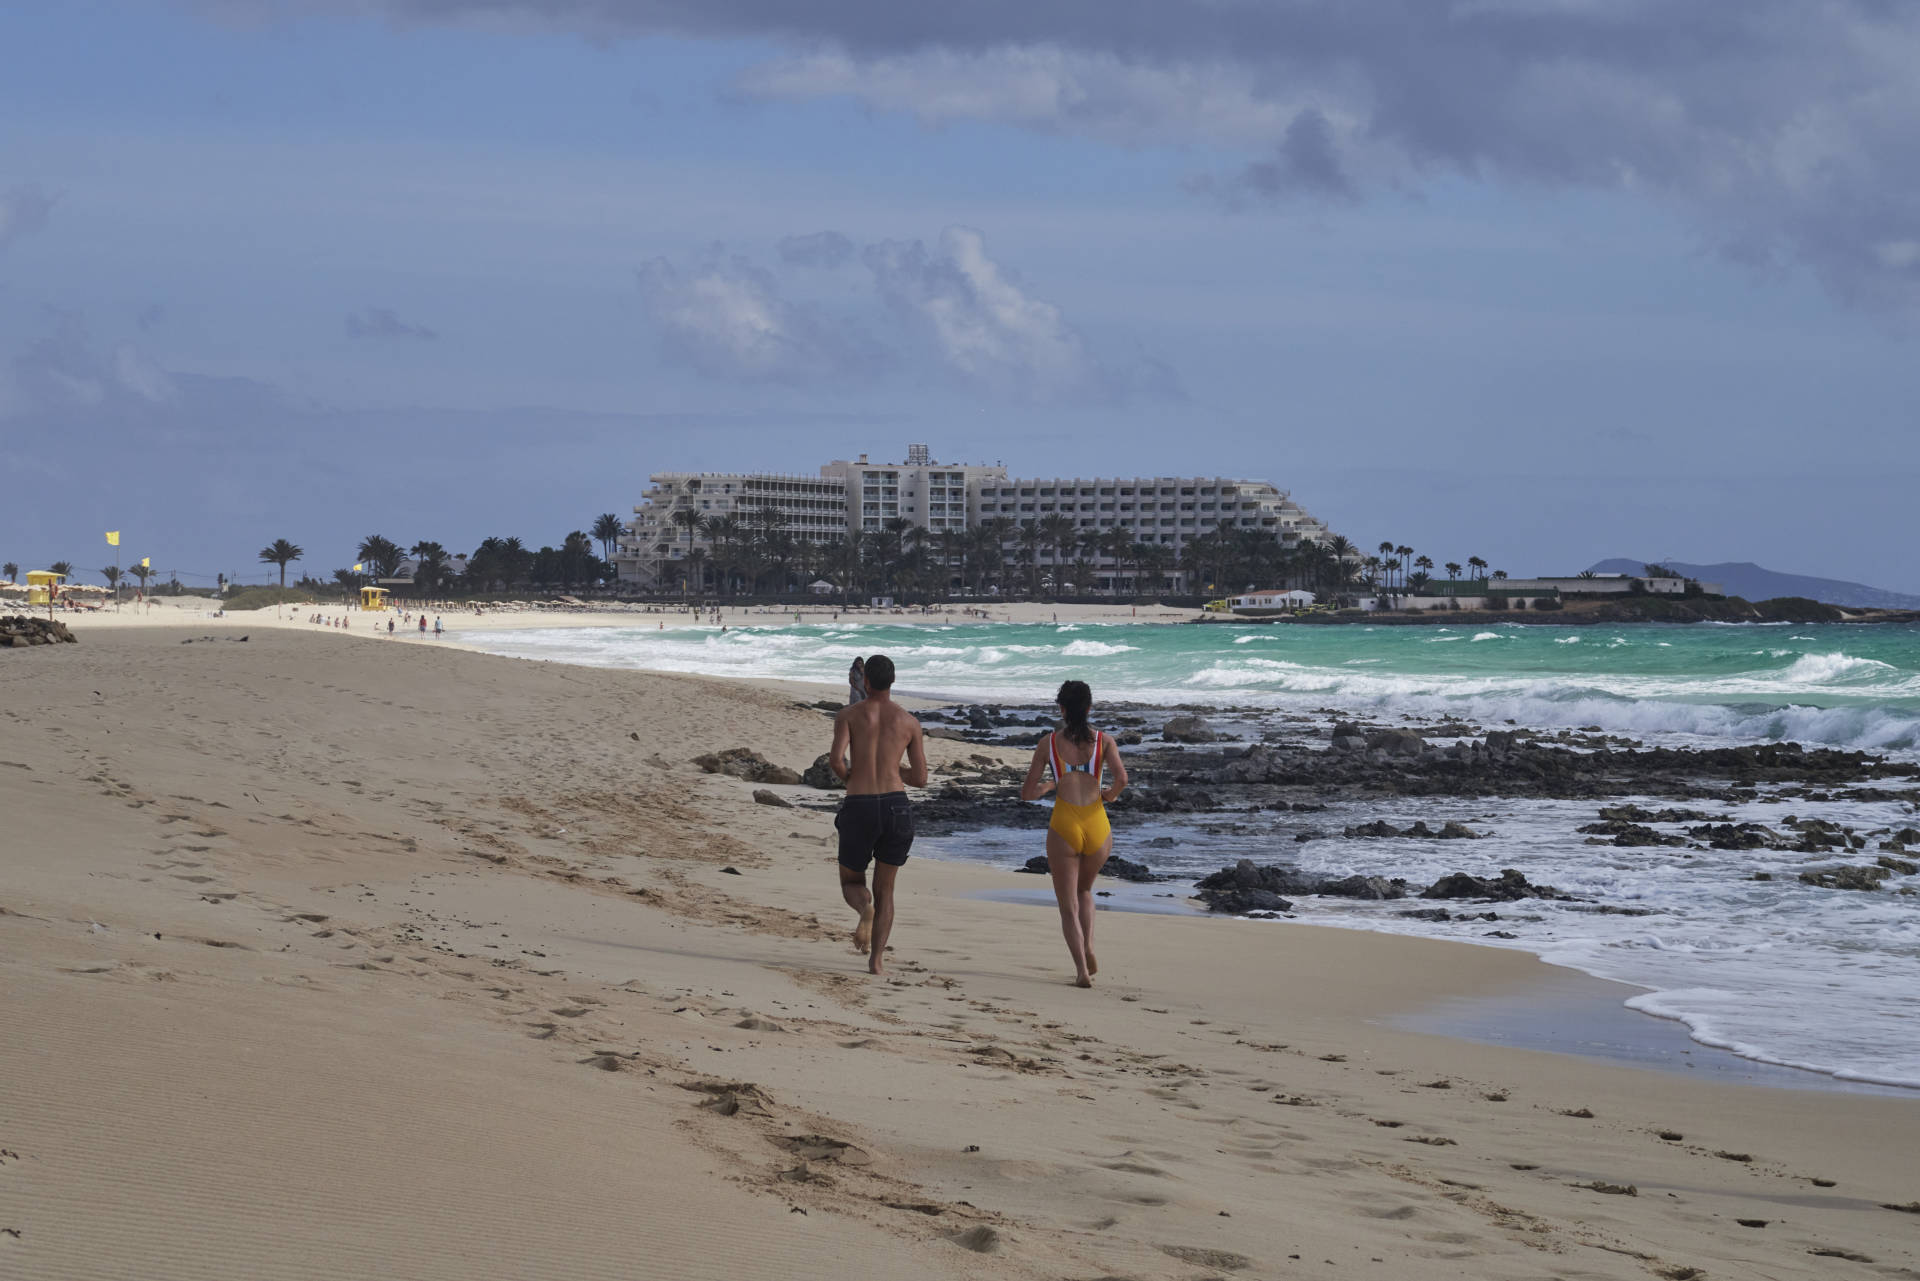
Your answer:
[1055,680,1094,745]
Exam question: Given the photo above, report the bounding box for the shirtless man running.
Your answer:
[827,654,928,975]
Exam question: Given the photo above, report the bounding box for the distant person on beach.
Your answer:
[828,654,927,975]
[1021,679,1128,988]
[847,655,868,705]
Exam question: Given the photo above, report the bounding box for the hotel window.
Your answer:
[1099,487,1114,496]
[1119,488,1134,496]
[1019,488,1035,497]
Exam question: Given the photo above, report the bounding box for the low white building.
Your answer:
[1231,589,1315,614]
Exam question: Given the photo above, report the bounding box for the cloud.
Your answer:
[0,185,56,252]
[862,226,1176,404]
[318,0,1920,311]
[634,251,882,383]
[346,306,439,340]
[777,230,857,268]
[2,311,177,417]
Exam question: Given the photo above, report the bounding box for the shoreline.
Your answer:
[7,621,1918,1279]
[959,875,1920,1096]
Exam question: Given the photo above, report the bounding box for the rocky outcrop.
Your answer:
[1576,820,1688,847]
[1420,869,1569,902]
[1161,715,1218,744]
[1191,859,1410,911]
[1015,853,1164,882]
[1,616,76,648]
[1798,864,1892,892]
[692,748,802,786]
[1342,819,1483,840]
[801,754,843,789]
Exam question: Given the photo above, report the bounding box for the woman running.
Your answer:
[1021,680,1128,987]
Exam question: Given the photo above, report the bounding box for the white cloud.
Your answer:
[863,226,1176,404]
[634,252,882,384]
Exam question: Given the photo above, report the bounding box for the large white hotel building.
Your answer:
[615,443,1342,591]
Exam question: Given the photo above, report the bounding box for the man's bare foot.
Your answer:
[853,907,874,954]
[868,956,886,976]
[1074,971,1093,989]
[1086,951,1098,977]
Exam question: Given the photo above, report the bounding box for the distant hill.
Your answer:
[1585,559,1920,611]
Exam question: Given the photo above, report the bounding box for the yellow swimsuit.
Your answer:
[1047,730,1112,855]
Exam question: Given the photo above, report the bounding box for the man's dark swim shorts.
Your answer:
[836,791,914,871]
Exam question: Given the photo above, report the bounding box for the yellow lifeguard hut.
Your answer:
[359,586,391,612]
[26,570,65,607]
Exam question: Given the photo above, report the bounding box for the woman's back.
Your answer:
[1049,730,1104,807]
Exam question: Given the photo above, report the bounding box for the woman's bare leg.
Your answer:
[1080,838,1111,977]
[1045,831,1092,986]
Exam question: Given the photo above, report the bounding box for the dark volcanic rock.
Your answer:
[1198,886,1293,914]
[802,754,843,789]
[1342,819,1484,840]
[1194,858,1408,902]
[1016,853,1163,883]
[1421,869,1568,902]
[1576,820,1688,847]
[1161,715,1219,744]
[1798,864,1892,891]
[693,748,802,786]
[1366,729,1429,758]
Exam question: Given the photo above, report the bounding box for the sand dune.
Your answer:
[2,626,1915,1279]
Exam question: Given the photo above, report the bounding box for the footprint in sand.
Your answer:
[944,1226,1000,1254]
[1157,1243,1251,1271]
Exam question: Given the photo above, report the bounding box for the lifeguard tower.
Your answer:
[359,586,391,612]
[26,570,65,607]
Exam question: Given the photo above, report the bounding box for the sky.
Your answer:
[2,0,1917,592]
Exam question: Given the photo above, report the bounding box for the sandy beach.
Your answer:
[3,623,1916,1280]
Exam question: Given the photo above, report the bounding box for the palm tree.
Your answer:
[1491,569,1508,581]
[355,535,403,580]
[128,560,153,594]
[1395,545,1414,590]
[1467,555,1488,582]
[684,548,709,599]
[973,517,1014,595]
[1135,542,1173,595]
[409,541,451,595]
[49,560,73,578]
[1444,561,1463,584]
[668,509,704,596]
[258,538,304,587]
[591,513,624,563]
[101,565,123,593]
[1376,542,1397,591]
[1015,521,1045,598]
[1039,514,1077,575]
[2,561,16,583]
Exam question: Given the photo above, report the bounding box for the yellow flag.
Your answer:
[140,557,150,569]
[106,531,120,547]
[353,563,364,572]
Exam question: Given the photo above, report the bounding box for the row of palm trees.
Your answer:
[651,505,1392,602]
[1368,542,1505,596]
[2,558,163,590]
[247,522,624,597]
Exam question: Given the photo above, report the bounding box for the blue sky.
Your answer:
[2,1,1917,591]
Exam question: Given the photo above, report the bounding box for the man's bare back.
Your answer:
[830,698,927,794]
